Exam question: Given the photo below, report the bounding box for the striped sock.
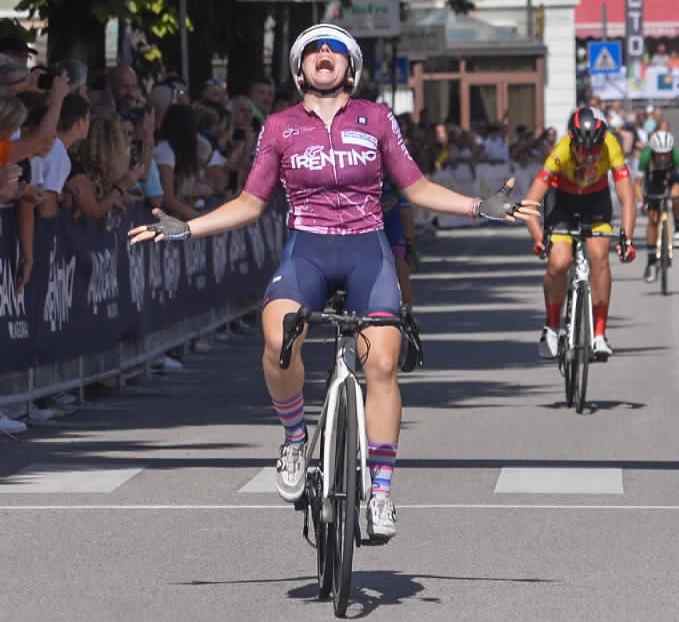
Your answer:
[367,441,398,497]
[272,393,306,445]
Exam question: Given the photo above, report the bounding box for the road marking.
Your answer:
[238,468,277,493]
[0,464,143,494]
[495,468,624,495]
[1,504,679,511]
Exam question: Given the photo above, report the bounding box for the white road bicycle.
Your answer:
[646,190,674,295]
[278,296,422,617]
[543,221,630,414]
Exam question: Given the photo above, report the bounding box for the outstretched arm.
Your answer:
[128,190,266,244]
[402,176,540,224]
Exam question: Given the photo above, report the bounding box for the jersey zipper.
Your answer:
[325,122,341,209]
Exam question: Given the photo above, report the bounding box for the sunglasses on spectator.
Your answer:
[303,39,349,56]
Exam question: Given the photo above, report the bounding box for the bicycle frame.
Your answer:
[304,331,370,516]
[565,238,593,354]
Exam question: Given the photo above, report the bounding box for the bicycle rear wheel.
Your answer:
[574,287,590,414]
[332,380,358,617]
[660,219,670,296]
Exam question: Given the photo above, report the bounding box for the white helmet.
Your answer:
[649,130,674,154]
[289,23,363,96]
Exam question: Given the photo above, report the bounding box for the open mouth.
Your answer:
[316,57,335,72]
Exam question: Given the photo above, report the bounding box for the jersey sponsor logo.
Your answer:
[283,127,300,138]
[341,129,377,149]
[290,145,377,171]
[357,116,368,125]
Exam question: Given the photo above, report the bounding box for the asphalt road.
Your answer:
[2,223,679,622]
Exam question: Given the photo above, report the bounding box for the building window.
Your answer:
[423,57,461,73]
[466,57,537,72]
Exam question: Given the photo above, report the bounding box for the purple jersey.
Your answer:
[243,99,423,235]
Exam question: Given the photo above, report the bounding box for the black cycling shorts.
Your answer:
[546,188,613,230]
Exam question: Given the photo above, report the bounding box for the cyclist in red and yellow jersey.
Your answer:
[523,107,637,360]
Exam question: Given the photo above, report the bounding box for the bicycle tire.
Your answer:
[316,428,334,598]
[563,291,575,407]
[332,380,358,617]
[660,219,669,296]
[574,287,590,414]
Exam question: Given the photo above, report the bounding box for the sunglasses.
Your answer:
[303,38,349,56]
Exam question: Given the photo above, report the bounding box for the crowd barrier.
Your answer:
[0,194,288,405]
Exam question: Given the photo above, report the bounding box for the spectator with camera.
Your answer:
[64,114,144,222]
[120,104,164,211]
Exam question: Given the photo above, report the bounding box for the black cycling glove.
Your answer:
[145,210,192,241]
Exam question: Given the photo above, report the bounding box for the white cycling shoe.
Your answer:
[366,495,397,542]
[538,326,559,359]
[275,441,307,502]
[592,335,613,361]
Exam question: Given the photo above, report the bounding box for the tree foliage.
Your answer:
[14,0,191,38]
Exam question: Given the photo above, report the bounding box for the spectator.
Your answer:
[108,64,140,113]
[153,103,203,220]
[651,43,670,68]
[64,115,144,222]
[120,104,163,210]
[53,59,89,100]
[33,92,90,218]
[200,78,228,110]
[272,84,296,113]
[12,93,55,292]
[193,102,230,195]
[248,75,274,130]
[482,122,510,162]
[228,95,258,194]
[0,95,25,210]
[0,35,37,69]
[148,83,173,132]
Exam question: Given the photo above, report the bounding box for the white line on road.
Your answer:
[2,503,679,511]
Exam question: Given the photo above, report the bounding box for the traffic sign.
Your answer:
[588,41,622,75]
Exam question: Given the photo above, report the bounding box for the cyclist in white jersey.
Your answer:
[130,24,540,541]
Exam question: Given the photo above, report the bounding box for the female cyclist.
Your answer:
[129,24,539,541]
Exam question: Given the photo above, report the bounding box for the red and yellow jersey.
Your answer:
[537,132,629,194]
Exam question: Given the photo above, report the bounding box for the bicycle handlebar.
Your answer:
[541,227,632,262]
[279,305,424,372]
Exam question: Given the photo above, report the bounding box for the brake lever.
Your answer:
[279,309,306,369]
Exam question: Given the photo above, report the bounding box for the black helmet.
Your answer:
[568,107,607,151]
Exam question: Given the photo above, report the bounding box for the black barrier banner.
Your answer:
[0,198,287,374]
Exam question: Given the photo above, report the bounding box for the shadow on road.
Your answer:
[287,570,556,618]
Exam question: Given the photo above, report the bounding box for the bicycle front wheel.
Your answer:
[562,292,575,407]
[574,287,590,414]
[660,218,670,295]
[316,428,334,598]
[332,379,358,617]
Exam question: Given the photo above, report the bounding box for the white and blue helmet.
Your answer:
[289,23,363,95]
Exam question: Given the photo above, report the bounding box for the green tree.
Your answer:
[14,0,186,71]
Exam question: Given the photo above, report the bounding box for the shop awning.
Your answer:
[576,0,679,38]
